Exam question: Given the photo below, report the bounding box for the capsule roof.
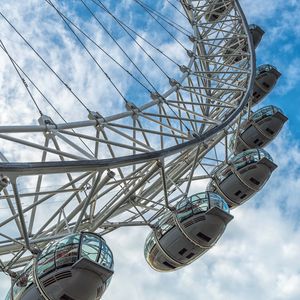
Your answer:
[176,192,230,222]
[251,105,284,122]
[249,24,265,33]
[36,232,114,278]
[231,148,273,165]
[256,64,281,78]
[211,148,275,178]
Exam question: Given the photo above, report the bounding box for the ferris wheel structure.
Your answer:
[0,0,287,299]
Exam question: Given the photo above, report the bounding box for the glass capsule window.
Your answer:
[37,252,56,276]
[98,242,114,269]
[176,197,193,221]
[79,233,114,269]
[256,64,277,76]
[35,233,113,278]
[81,234,102,262]
[229,134,237,152]
[251,105,283,122]
[176,192,229,222]
[190,193,210,215]
[232,148,273,165]
[249,24,259,30]
[155,214,175,239]
[214,149,273,182]
[213,163,233,182]
[208,193,229,213]
[144,233,156,258]
[36,241,57,276]
[55,234,80,268]
[232,149,260,170]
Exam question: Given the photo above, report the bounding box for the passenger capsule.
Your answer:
[223,24,264,65]
[6,233,114,300]
[231,105,288,154]
[252,65,281,106]
[249,24,265,49]
[144,192,233,272]
[207,149,277,208]
[205,0,233,23]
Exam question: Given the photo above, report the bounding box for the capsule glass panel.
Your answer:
[251,105,283,121]
[98,240,114,269]
[37,233,114,276]
[81,233,101,262]
[256,64,278,75]
[55,234,80,268]
[215,148,272,181]
[176,192,229,222]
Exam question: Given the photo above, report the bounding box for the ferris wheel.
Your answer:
[0,0,286,299]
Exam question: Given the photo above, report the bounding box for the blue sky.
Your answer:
[243,0,300,136]
[0,0,300,299]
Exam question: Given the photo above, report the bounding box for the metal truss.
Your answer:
[0,0,255,272]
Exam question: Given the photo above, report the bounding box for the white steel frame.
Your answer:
[0,0,255,273]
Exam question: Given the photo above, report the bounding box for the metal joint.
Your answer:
[88,111,106,128]
[179,65,190,74]
[186,49,195,58]
[125,102,140,120]
[184,3,193,11]
[189,35,196,43]
[0,175,10,192]
[107,170,116,179]
[151,92,165,106]
[38,115,57,136]
[169,78,181,90]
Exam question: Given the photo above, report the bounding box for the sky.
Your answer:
[1,0,300,299]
